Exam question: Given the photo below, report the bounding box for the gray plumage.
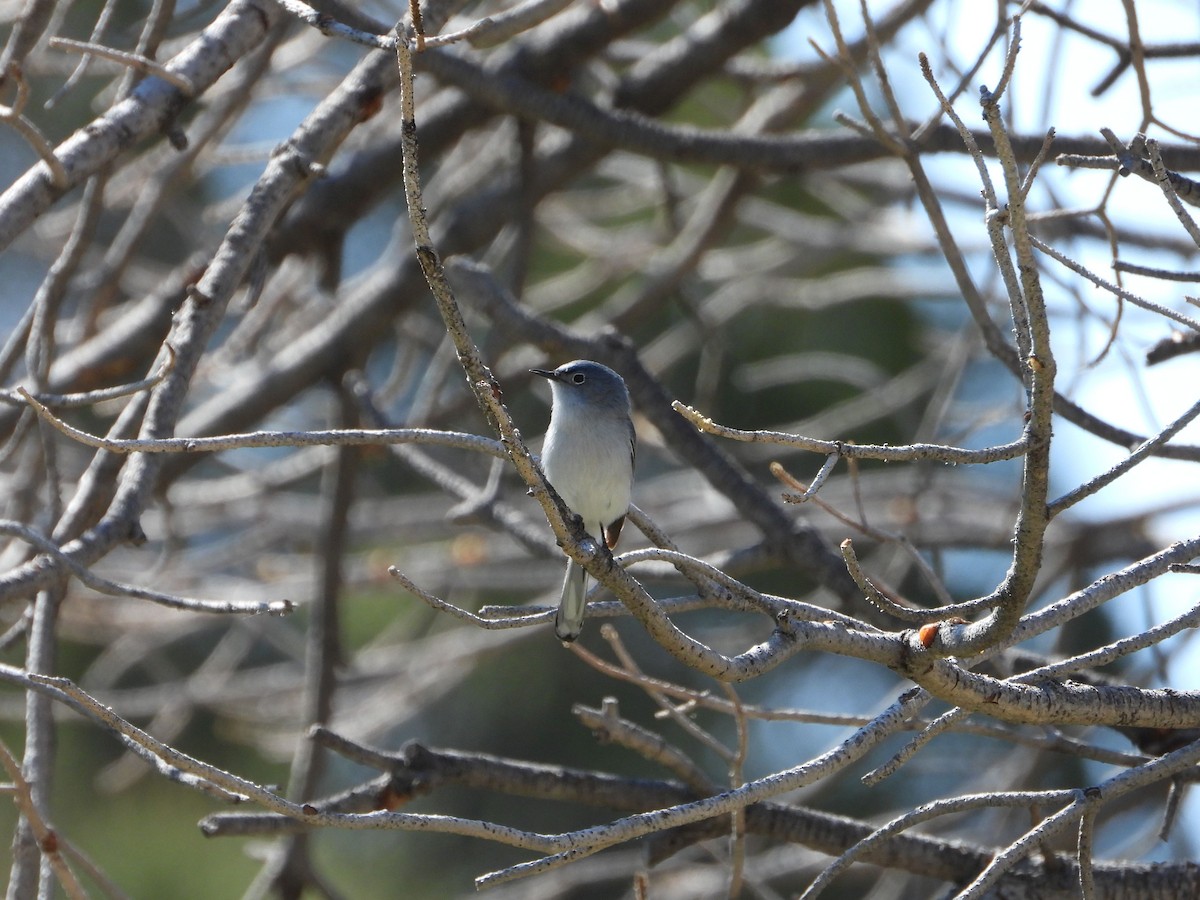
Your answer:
[531,360,635,642]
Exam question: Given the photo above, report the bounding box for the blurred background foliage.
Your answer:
[1,0,1198,897]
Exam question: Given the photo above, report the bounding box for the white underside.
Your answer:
[541,413,632,534]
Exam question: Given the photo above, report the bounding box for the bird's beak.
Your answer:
[529,367,559,381]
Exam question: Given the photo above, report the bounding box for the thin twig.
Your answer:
[1050,395,1200,516]
[673,401,1026,463]
[0,63,67,188]
[0,739,89,900]
[779,453,839,501]
[271,0,394,50]
[989,14,1022,102]
[1077,809,1097,900]
[1029,235,1200,332]
[1114,260,1200,282]
[798,789,1079,900]
[389,567,547,630]
[573,698,714,793]
[601,626,735,765]
[475,692,933,888]
[18,387,505,455]
[0,520,293,616]
[1146,137,1200,248]
[423,0,574,48]
[2,345,175,408]
[771,461,957,608]
[1019,127,1056,199]
[48,36,196,95]
[721,682,748,900]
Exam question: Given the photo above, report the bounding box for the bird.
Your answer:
[530,360,636,642]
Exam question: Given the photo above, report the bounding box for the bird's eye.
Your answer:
[571,372,586,384]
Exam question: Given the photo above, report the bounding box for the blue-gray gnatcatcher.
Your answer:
[531,360,636,642]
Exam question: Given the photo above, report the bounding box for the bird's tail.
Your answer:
[555,560,587,642]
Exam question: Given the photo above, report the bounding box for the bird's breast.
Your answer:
[541,415,633,530]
